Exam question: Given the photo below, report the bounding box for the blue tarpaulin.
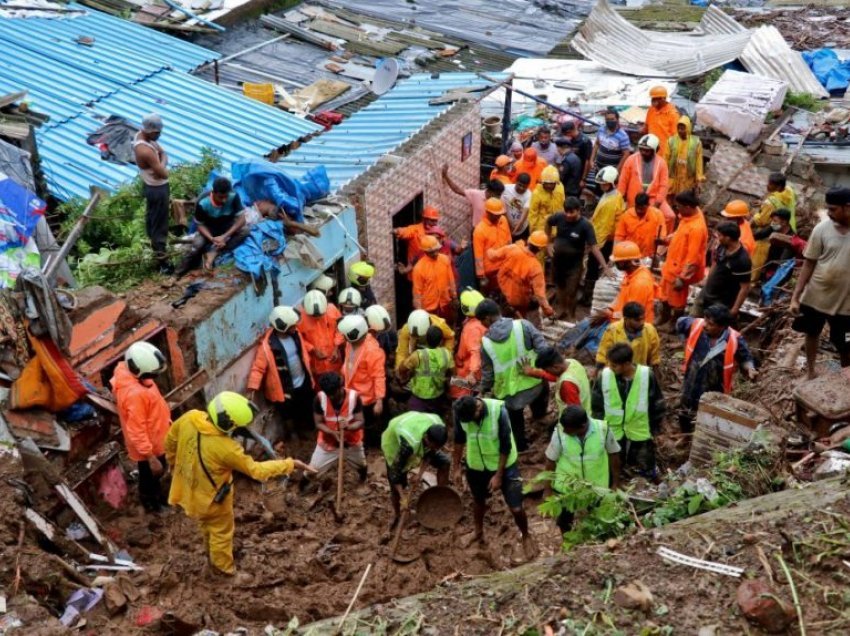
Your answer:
[0,176,46,288]
[803,48,850,93]
[231,219,287,280]
[231,160,330,224]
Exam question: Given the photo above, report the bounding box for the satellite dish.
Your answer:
[372,58,399,96]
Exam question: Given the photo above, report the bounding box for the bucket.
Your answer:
[416,486,463,530]
[243,82,275,105]
[483,115,502,136]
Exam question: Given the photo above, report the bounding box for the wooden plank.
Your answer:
[164,368,209,411]
[55,483,119,560]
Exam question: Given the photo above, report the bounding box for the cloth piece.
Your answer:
[0,172,46,251]
[98,464,128,509]
[0,238,39,289]
[85,115,140,165]
[0,140,35,190]
[761,259,796,306]
[558,317,610,357]
[11,334,87,411]
[232,219,287,280]
[232,160,330,223]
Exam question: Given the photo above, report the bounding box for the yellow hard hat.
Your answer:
[420,235,441,252]
[650,85,668,99]
[207,391,258,434]
[348,261,375,284]
[459,288,484,317]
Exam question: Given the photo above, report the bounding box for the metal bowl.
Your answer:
[416,486,463,530]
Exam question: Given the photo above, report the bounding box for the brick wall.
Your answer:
[343,101,482,322]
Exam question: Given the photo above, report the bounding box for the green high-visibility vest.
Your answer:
[409,347,451,399]
[555,359,591,416]
[554,418,610,492]
[600,365,651,442]
[458,398,518,472]
[381,412,444,472]
[481,320,541,399]
[668,135,701,176]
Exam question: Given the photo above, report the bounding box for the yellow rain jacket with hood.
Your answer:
[667,116,704,196]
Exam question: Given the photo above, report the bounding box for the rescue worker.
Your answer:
[297,290,343,379]
[348,261,378,308]
[530,346,591,415]
[488,230,554,321]
[657,190,708,329]
[752,174,798,282]
[592,342,665,479]
[308,372,367,482]
[365,304,397,378]
[452,396,538,560]
[643,86,679,160]
[309,273,337,304]
[394,206,441,272]
[528,165,565,236]
[490,154,516,184]
[450,289,487,398]
[614,193,667,259]
[515,147,548,191]
[338,287,364,316]
[397,326,454,414]
[618,135,674,231]
[395,309,456,371]
[473,198,512,294]
[165,392,314,577]
[596,302,661,372]
[382,411,449,528]
[110,342,171,513]
[543,405,621,533]
[412,235,457,322]
[721,200,755,256]
[587,166,626,301]
[247,306,313,438]
[677,304,757,432]
[477,300,549,452]
[339,314,386,447]
[667,115,704,196]
[601,241,657,323]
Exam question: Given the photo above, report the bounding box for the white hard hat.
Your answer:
[338,314,368,343]
[596,165,618,184]
[269,305,300,331]
[638,134,660,151]
[339,287,362,307]
[302,290,328,317]
[125,341,167,378]
[365,305,391,332]
[309,274,336,293]
[407,309,431,338]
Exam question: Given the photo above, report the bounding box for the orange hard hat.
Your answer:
[649,85,668,99]
[422,206,440,221]
[611,241,642,262]
[484,198,505,215]
[722,200,750,218]
[494,154,512,168]
[419,234,441,251]
[523,147,537,162]
[528,230,548,249]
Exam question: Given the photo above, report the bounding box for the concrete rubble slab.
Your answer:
[689,392,771,467]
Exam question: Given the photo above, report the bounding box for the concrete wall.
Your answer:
[346,101,481,321]
[193,206,360,380]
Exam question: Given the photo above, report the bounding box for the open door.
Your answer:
[392,193,423,324]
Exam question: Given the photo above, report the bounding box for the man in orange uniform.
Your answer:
[604,241,657,323]
[618,135,674,231]
[111,342,171,513]
[394,206,441,272]
[721,200,755,256]
[412,235,457,322]
[247,306,313,438]
[473,198,512,294]
[643,86,679,160]
[657,190,709,328]
[489,230,554,321]
[490,155,516,184]
[338,314,386,447]
[450,289,487,398]
[297,290,343,379]
[614,193,667,259]
[515,147,547,190]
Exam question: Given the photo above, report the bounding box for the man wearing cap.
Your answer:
[603,241,657,323]
[619,134,674,232]
[395,309,456,371]
[531,127,559,165]
[442,166,506,227]
[490,155,516,184]
[502,173,532,241]
[560,121,594,190]
[395,209,441,276]
[667,115,704,197]
[473,198,512,294]
[514,147,548,191]
[643,86,679,160]
[298,290,343,379]
[133,113,171,273]
[555,138,582,198]
[488,231,554,321]
[615,193,667,259]
[721,200,755,256]
[348,261,378,308]
[412,235,457,321]
[528,165,565,237]
[790,187,850,378]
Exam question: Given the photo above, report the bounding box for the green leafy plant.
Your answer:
[783,91,823,112]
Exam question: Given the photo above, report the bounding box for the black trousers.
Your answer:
[143,183,170,260]
[507,385,549,452]
[138,455,168,512]
[275,381,315,437]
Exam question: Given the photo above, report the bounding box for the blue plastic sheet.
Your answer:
[231,160,330,224]
[231,219,287,280]
[802,48,850,93]
[760,259,796,306]
[557,318,609,357]
[0,176,45,250]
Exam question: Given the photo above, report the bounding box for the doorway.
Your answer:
[392,193,423,323]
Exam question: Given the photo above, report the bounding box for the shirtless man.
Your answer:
[133,113,171,273]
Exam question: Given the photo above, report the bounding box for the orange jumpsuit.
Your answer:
[246,329,311,403]
[489,167,516,184]
[739,220,755,256]
[297,304,343,379]
[342,334,386,407]
[618,154,675,232]
[615,206,667,259]
[609,266,658,323]
[490,242,553,315]
[472,216,511,279]
[514,153,547,190]
[412,253,457,314]
[646,102,679,160]
[110,362,171,462]
[450,317,488,398]
[395,223,429,268]
[660,210,708,309]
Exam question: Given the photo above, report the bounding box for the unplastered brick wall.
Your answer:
[344,101,482,322]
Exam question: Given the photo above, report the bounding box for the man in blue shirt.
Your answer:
[589,109,632,194]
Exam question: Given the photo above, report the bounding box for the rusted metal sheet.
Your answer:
[165,327,186,386]
[68,298,127,363]
[77,321,164,387]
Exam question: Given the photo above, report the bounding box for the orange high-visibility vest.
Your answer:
[682,318,740,394]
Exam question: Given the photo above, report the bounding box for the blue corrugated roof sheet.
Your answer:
[0,4,321,199]
[278,73,509,191]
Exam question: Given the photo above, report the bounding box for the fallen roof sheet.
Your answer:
[571,0,751,79]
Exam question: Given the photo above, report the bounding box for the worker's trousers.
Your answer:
[198,500,236,575]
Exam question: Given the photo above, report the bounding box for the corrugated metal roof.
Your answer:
[571,0,751,79]
[278,72,508,190]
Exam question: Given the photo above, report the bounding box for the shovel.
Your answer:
[389,463,427,564]
[334,430,345,522]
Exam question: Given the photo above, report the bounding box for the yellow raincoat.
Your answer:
[751,185,797,281]
[667,116,704,196]
[165,410,294,574]
[590,189,626,246]
[528,166,565,234]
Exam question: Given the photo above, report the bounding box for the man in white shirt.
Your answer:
[501,173,532,240]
